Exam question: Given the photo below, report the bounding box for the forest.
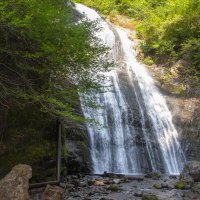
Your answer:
[0,0,111,181]
[0,0,200,183]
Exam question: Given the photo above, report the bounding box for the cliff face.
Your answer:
[141,60,200,162]
[166,95,200,161]
[63,99,91,174]
[64,126,91,174]
[130,33,200,162]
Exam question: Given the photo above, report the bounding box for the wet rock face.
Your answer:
[0,164,32,200]
[180,161,200,182]
[133,40,200,162]
[64,118,91,174]
[166,97,200,161]
[64,139,91,174]
[62,90,91,174]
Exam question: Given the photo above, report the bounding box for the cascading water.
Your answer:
[76,4,186,175]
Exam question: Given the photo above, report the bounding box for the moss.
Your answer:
[153,184,162,189]
[175,181,188,189]
[88,179,96,186]
[191,183,200,192]
[108,184,120,192]
[145,172,161,180]
[142,194,159,200]
[76,141,89,162]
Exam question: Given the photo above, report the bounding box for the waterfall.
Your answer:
[76,4,186,175]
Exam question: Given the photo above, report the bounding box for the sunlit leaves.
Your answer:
[0,0,112,123]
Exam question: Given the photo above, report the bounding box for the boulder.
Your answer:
[134,191,143,197]
[93,180,105,186]
[192,182,200,194]
[180,161,200,182]
[0,164,32,200]
[64,139,90,174]
[174,181,188,190]
[142,194,159,200]
[107,184,120,192]
[41,184,64,200]
[153,183,162,189]
[145,172,161,180]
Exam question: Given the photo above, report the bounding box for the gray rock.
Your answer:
[161,183,169,189]
[145,172,161,180]
[0,164,32,200]
[64,129,90,174]
[70,192,81,197]
[79,181,87,187]
[134,191,143,197]
[192,182,200,194]
[180,161,200,182]
[65,183,75,189]
[71,175,78,179]
[66,197,77,200]
[112,178,121,184]
[153,183,162,189]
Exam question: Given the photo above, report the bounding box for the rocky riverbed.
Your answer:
[60,173,200,200]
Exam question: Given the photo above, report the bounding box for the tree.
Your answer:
[0,0,112,124]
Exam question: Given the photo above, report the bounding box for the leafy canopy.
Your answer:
[0,0,112,123]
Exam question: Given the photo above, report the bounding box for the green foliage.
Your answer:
[144,56,154,65]
[0,0,112,122]
[75,0,117,14]
[77,0,200,93]
[136,0,200,64]
[0,0,112,181]
[0,104,57,182]
[182,38,200,67]
[108,184,120,191]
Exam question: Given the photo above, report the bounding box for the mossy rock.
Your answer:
[88,179,96,186]
[153,184,162,189]
[76,141,89,161]
[145,172,161,180]
[108,184,120,192]
[142,194,159,200]
[191,183,200,193]
[175,181,188,189]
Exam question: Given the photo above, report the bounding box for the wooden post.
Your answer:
[56,119,61,182]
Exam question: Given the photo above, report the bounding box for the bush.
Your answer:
[144,56,154,65]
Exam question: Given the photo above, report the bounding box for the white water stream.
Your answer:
[76,4,186,175]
